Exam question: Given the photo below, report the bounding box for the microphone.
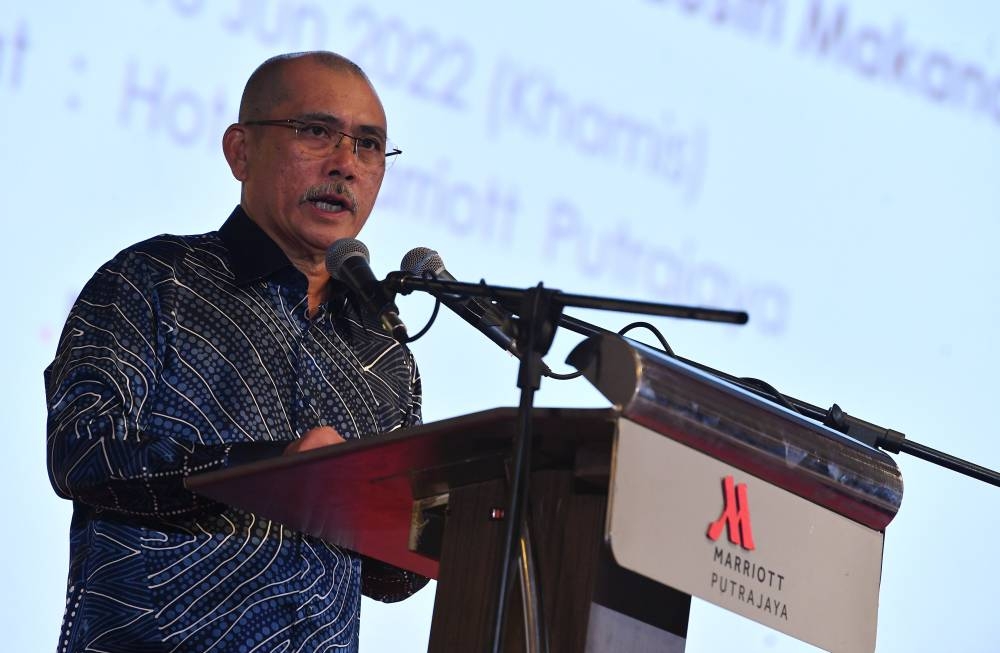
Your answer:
[400,247,519,357]
[326,238,408,342]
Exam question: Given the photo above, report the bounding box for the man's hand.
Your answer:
[283,426,347,455]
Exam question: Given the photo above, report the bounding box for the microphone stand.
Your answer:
[386,273,747,652]
[493,283,555,653]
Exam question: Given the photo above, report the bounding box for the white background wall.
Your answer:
[2,2,998,651]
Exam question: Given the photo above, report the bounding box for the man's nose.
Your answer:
[326,134,358,179]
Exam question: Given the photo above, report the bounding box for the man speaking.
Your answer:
[44,52,426,652]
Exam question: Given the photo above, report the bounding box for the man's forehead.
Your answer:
[277,63,386,127]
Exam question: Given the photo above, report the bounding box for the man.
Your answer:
[44,52,425,652]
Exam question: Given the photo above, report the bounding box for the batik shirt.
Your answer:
[45,207,426,653]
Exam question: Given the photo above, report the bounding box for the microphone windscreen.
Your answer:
[326,238,370,280]
[400,247,445,277]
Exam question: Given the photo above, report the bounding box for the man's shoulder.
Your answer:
[122,230,224,262]
[103,230,231,278]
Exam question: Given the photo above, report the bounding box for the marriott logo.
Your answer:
[707,475,756,550]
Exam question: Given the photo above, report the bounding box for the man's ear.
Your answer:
[222,124,249,182]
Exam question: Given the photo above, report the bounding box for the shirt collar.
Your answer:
[218,205,351,310]
[219,205,292,286]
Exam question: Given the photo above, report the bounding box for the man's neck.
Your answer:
[295,262,330,317]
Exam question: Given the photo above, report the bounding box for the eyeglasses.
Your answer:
[243,118,402,167]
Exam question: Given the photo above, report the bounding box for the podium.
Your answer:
[187,334,902,652]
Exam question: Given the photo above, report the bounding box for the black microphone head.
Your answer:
[326,238,408,341]
[326,238,370,281]
[400,246,445,277]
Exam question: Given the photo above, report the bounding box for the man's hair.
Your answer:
[238,52,371,122]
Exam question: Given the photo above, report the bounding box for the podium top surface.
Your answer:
[187,407,618,579]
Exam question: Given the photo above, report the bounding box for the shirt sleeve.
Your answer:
[44,249,242,517]
[403,351,423,429]
[361,554,431,603]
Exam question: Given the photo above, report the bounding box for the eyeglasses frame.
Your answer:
[242,118,402,163]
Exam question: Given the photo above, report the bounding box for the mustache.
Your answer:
[300,182,357,213]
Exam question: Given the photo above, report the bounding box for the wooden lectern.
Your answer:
[188,334,903,652]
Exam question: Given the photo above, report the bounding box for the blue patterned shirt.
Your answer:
[45,207,426,653]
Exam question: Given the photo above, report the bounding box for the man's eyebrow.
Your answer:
[297,112,344,126]
[298,112,388,140]
[355,124,388,140]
